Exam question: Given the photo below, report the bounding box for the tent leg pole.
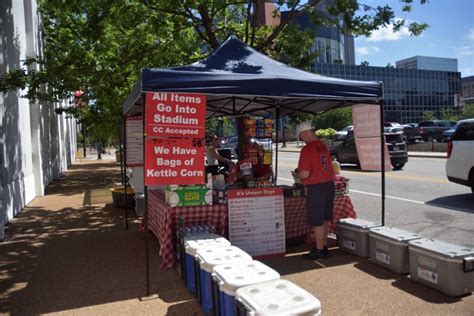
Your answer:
[124,115,129,230]
[144,185,150,296]
[274,106,280,186]
[142,92,151,297]
[380,100,385,226]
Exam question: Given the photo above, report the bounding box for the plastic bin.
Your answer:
[196,246,252,316]
[212,260,280,316]
[408,238,474,296]
[235,279,321,315]
[184,234,231,296]
[369,226,421,274]
[134,193,145,216]
[337,218,380,258]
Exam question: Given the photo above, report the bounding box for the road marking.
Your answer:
[349,189,425,204]
[342,170,449,183]
[276,160,448,183]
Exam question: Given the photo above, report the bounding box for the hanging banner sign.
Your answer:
[144,137,205,185]
[125,116,143,166]
[352,104,381,138]
[355,137,392,171]
[144,92,206,138]
[227,188,285,258]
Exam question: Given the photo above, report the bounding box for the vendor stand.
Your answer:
[122,37,385,293]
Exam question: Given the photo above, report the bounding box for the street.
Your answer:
[275,152,474,248]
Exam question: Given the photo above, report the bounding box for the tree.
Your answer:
[421,111,436,121]
[312,108,353,131]
[1,0,429,142]
[461,104,474,119]
[360,61,370,66]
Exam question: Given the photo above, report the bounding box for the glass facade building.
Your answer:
[313,63,461,124]
[396,56,458,72]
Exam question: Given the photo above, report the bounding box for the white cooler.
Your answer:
[184,234,230,296]
[337,218,381,258]
[408,238,474,296]
[212,260,280,316]
[196,246,252,316]
[235,279,321,315]
[369,226,421,274]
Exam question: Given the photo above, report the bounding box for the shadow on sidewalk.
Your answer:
[0,161,201,315]
[45,162,122,197]
[354,260,470,304]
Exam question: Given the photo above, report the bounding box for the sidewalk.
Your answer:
[277,141,447,158]
[1,160,471,315]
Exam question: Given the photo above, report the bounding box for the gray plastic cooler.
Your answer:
[408,238,474,296]
[337,218,381,258]
[369,226,421,274]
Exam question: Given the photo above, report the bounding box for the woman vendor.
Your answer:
[206,135,234,175]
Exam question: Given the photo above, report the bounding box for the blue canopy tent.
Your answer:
[122,36,385,296]
[123,36,382,117]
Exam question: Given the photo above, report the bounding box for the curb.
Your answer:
[408,154,446,159]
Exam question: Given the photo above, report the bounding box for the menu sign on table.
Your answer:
[125,116,143,166]
[227,188,285,258]
[144,92,206,138]
[144,138,205,185]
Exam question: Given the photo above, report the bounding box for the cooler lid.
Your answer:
[408,238,474,258]
[339,218,380,229]
[184,235,230,255]
[369,226,420,242]
[213,260,280,295]
[235,279,321,315]
[196,246,252,272]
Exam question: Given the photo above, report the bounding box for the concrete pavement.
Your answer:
[1,160,471,315]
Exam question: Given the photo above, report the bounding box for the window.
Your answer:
[453,122,474,141]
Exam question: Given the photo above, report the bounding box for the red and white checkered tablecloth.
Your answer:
[284,195,356,237]
[147,190,227,269]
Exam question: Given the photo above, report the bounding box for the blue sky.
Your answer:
[354,0,474,77]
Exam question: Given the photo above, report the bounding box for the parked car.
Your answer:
[334,125,353,140]
[418,120,452,142]
[223,136,238,159]
[330,132,408,170]
[402,123,422,143]
[446,118,474,193]
[442,121,461,142]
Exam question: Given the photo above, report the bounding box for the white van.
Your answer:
[446,118,474,193]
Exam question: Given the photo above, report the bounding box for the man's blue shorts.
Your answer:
[305,181,335,226]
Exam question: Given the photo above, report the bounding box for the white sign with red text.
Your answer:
[352,104,381,138]
[352,104,391,171]
[227,188,285,258]
[125,116,143,166]
[355,137,392,171]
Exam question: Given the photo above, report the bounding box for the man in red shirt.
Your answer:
[294,121,336,260]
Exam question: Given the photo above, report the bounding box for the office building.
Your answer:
[1,0,77,238]
[396,56,458,72]
[313,63,461,124]
[461,76,474,104]
[257,1,355,65]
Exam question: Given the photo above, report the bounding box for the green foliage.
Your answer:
[421,111,436,121]
[1,0,429,145]
[315,128,337,140]
[440,108,457,122]
[461,104,474,119]
[312,107,353,131]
